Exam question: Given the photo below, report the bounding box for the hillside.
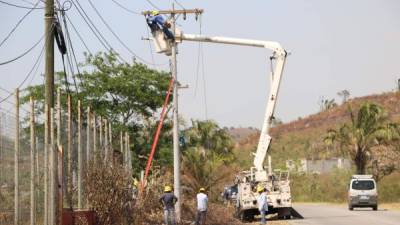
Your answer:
[233,91,400,168]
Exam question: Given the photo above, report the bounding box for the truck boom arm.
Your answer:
[177,33,287,172]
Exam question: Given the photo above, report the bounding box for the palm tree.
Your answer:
[324,103,399,174]
[184,120,234,156]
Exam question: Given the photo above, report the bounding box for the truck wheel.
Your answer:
[348,205,354,211]
[373,205,378,211]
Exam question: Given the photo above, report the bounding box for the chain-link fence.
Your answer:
[0,89,132,225]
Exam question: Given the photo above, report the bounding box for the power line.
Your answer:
[174,0,186,10]
[0,42,45,104]
[145,0,160,10]
[86,0,166,66]
[0,0,41,48]
[70,0,127,63]
[110,0,141,15]
[64,14,92,54]
[0,0,43,9]
[0,33,44,65]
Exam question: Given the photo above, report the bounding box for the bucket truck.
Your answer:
[150,28,295,220]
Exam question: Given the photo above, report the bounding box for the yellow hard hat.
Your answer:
[151,10,159,16]
[257,185,265,193]
[199,188,206,192]
[164,185,172,192]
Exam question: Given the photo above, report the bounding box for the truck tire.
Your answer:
[373,205,378,211]
[348,205,354,211]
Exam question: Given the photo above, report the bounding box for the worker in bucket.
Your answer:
[257,185,268,224]
[160,185,178,225]
[146,10,175,41]
[195,187,208,225]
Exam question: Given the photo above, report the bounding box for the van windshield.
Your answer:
[352,180,375,190]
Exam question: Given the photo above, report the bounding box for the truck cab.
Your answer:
[348,175,378,211]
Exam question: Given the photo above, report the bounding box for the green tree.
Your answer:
[324,103,399,174]
[21,51,172,174]
[183,119,234,156]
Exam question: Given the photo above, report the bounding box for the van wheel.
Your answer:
[373,205,378,211]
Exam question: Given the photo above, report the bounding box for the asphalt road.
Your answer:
[289,203,400,225]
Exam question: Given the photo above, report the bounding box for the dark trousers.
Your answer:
[195,210,207,225]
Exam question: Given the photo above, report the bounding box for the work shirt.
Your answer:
[257,192,268,212]
[147,15,166,29]
[196,193,208,212]
[160,192,178,210]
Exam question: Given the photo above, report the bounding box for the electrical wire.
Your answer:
[110,0,141,15]
[0,43,45,104]
[86,0,167,66]
[64,14,92,54]
[145,0,160,10]
[0,0,41,48]
[0,0,43,9]
[0,33,44,65]
[193,15,208,119]
[70,0,123,62]
[174,0,185,10]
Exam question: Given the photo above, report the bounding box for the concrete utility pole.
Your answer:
[142,7,203,222]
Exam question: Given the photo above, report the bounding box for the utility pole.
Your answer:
[45,0,54,109]
[44,0,54,223]
[142,7,203,222]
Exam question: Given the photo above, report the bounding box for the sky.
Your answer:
[1,0,399,128]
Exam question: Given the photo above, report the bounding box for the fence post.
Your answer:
[93,113,97,154]
[77,100,82,208]
[44,104,48,225]
[86,107,91,207]
[120,131,124,166]
[99,116,103,152]
[104,119,108,162]
[30,97,36,225]
[67,95,72,198]
[50,107,55,225]
[108,121,112,164]
[86,107,91,168]
[14,88,20,225]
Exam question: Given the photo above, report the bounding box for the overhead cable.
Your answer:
[0,33,44,65]
[0,0,41,48]
[145,0,160,10]
[64,14,92,54]
[70,0,127,63]
[86,0,167,66]
[111,0,141,15]
[174,0,186,10]
[0,43,45,103]
[0,0,44,9]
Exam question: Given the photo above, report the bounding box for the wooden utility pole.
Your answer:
[45,0,55,109]
[143,6,203,221]
[45,0,55,222]
[14,89,20,225]
[30,97,36,225]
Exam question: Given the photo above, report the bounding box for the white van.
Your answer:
[348,175,378,210]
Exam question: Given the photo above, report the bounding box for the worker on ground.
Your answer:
[146,10,175,41]
[257,185,268,225]
[195,187,208,225]
[160,185,178,225]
